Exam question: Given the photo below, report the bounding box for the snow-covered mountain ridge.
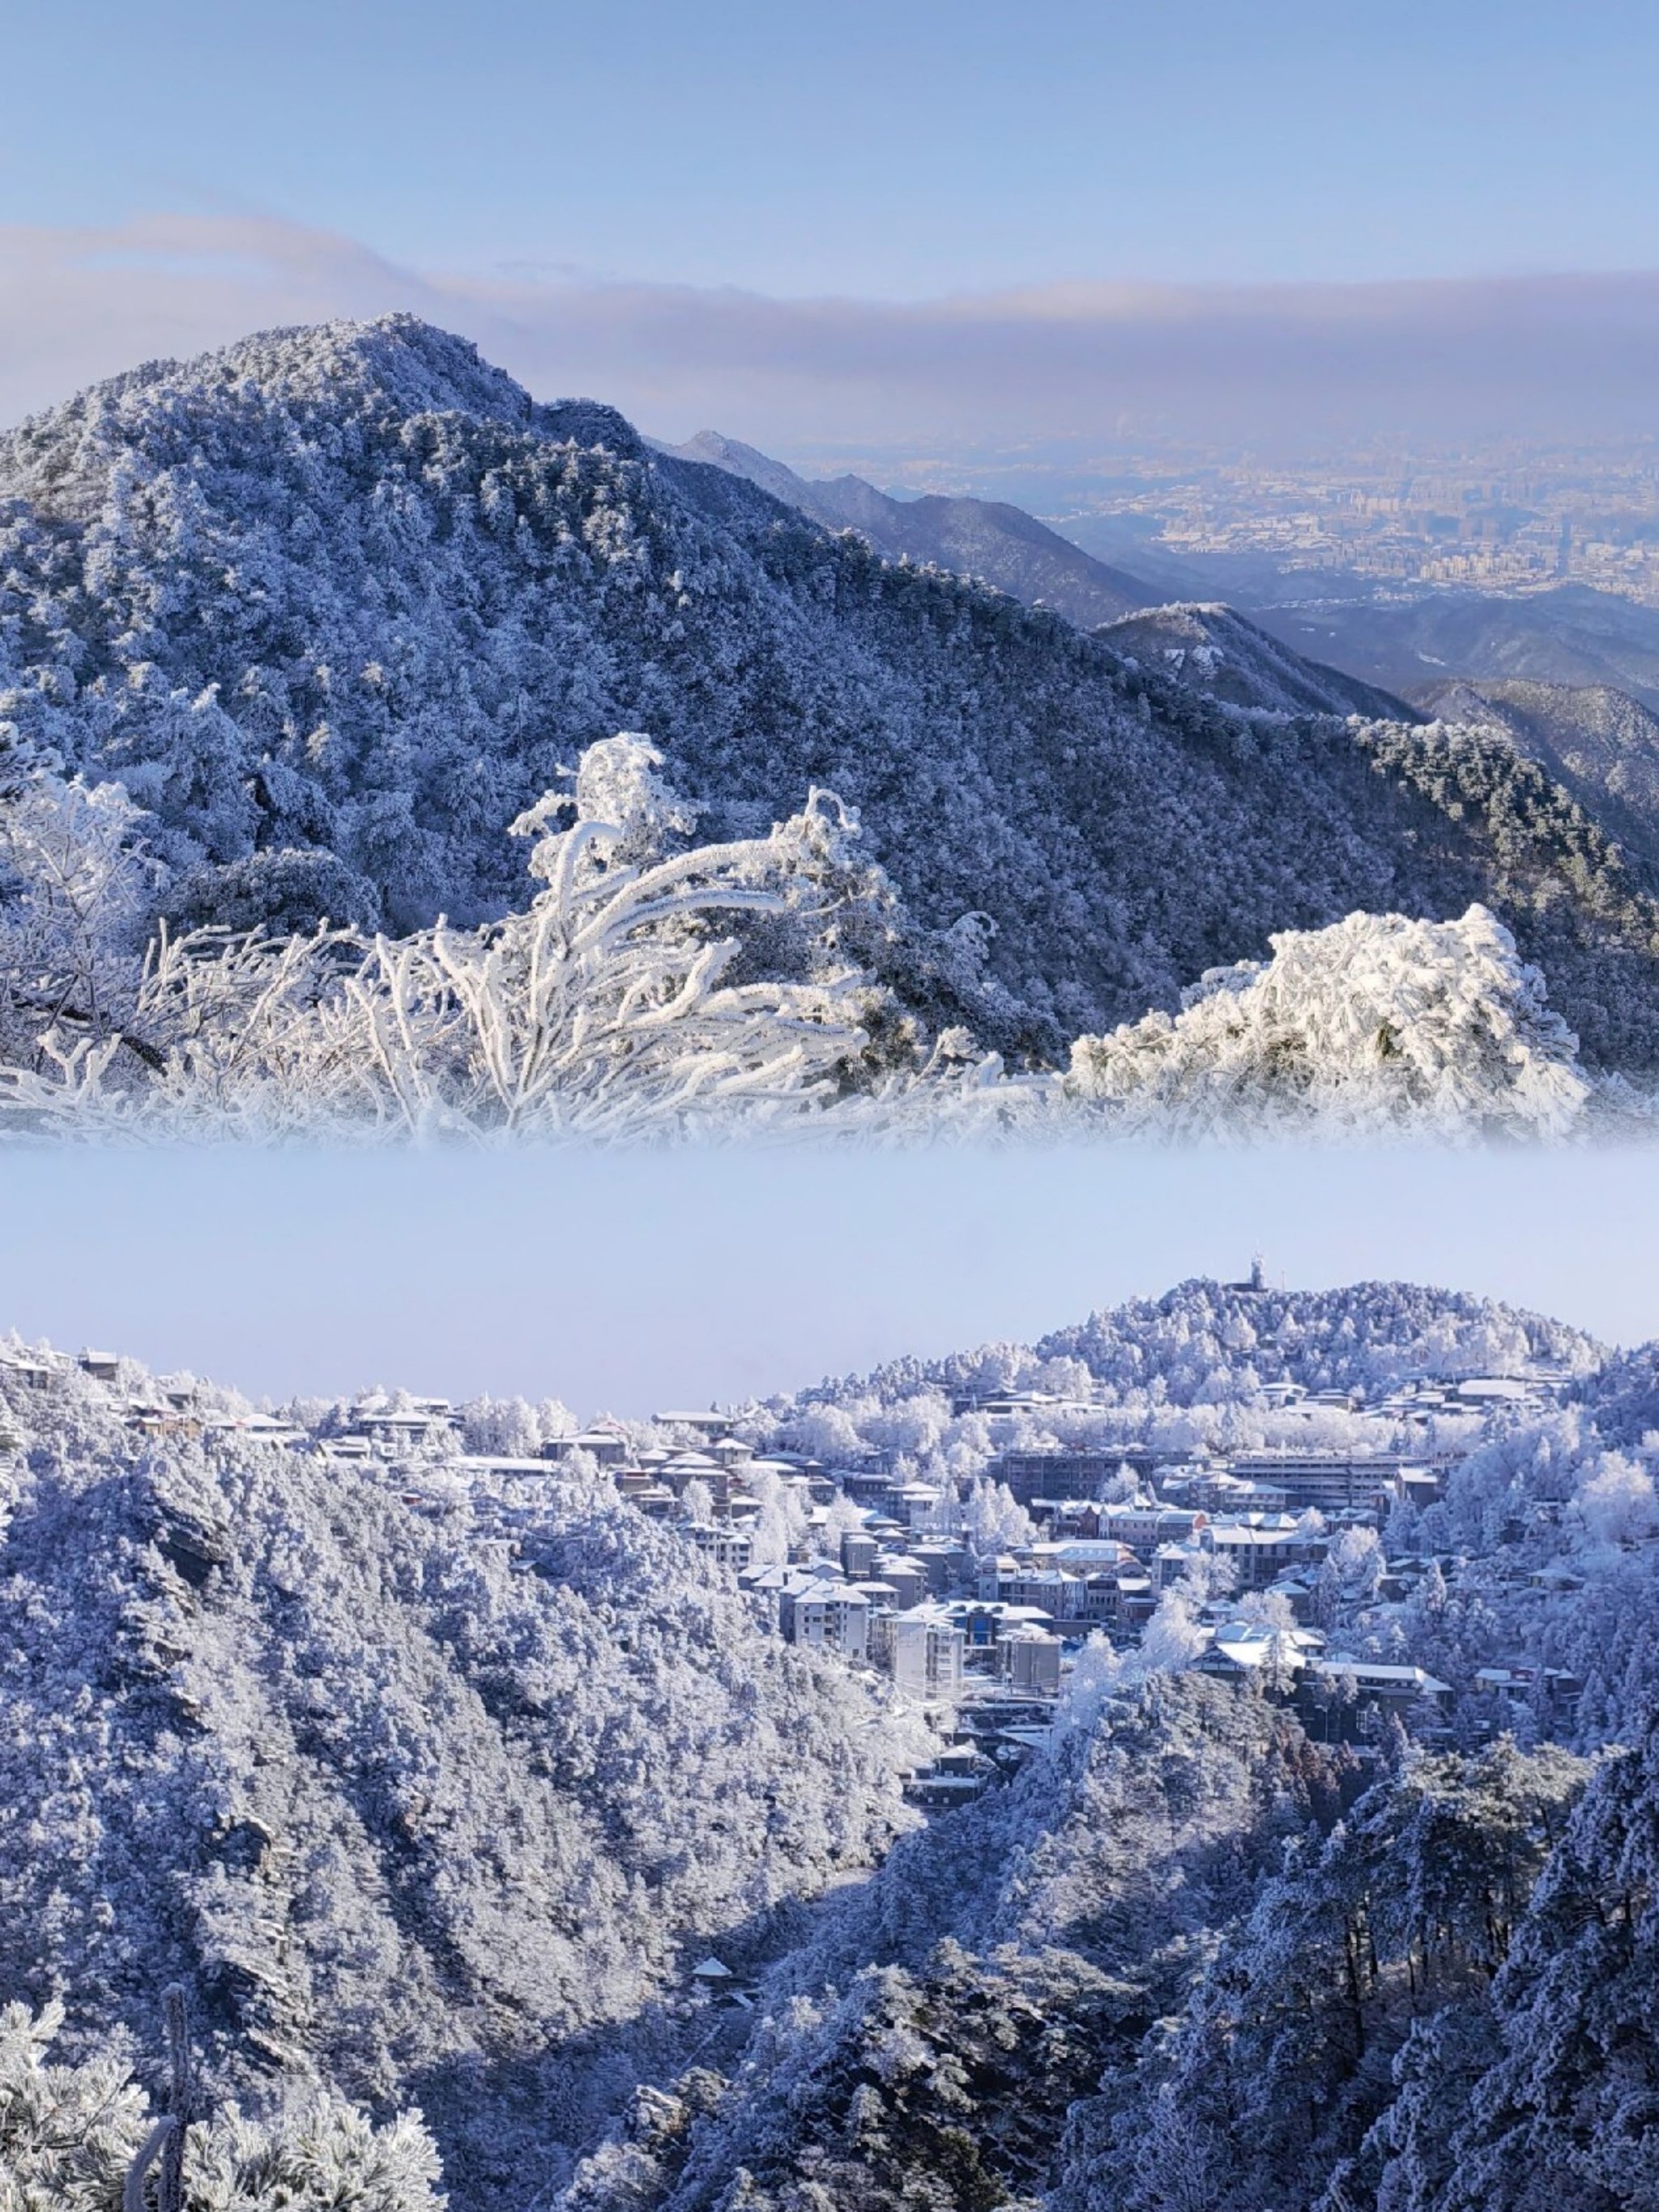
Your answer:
[656,428,1158,629]
[1096,599,1414,720]
[772,1273,1601,1419]
[8,315,1659,1074]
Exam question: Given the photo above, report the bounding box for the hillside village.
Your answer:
[0,1300,1597,1829]
[3,1276,1657,2212]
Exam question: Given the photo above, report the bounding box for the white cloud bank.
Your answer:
[6,211,1659,462]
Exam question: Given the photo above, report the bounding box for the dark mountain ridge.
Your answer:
[7,315,1659,1064]
[1094,599,1415,720]
[1249,578,1659,714]
[659,428,1158,627]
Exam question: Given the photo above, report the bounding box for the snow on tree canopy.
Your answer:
[0,1362,916,2201]
[774,1276,1600,1419]
[1067,904,1591,1139]
[0,1998,447,2212]
[8,313,1659,1075]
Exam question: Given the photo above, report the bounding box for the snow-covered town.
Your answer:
[2,1273,1617,1818]
[4,1270,1658,2212]
[8,6,1659,2206]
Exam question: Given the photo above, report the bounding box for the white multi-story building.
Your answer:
[680,1522,754,1574]
[781,1580,869,1660]
[893,1611,966,1701]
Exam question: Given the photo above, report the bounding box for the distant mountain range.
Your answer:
[8,316,1659,1068]
[1047,509,1659,714]
[669,436,1659,718]
[1248,579,1659,715]
[657,429,1157,629]
[656,426,1659,888]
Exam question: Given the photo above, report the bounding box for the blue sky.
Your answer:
[0,1144,1648,1413]
[6,2,1659,445]
[5,0,1657,295]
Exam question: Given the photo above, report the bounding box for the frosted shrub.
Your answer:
[0,2002,444,2212]
[180,2095,446,2212]
[0,774,164,1061]
[0,748,1628,1142]
[0,739,887,1138]
[1066,904,1592,1140]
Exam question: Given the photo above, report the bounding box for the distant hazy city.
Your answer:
[1068,438,1659,601]
[817,433,1659,604]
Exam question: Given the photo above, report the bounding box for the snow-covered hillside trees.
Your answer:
[0,1354,918,2203]
[1066,906,1591,1140]
[1397,1701,1659,2212]
[1073,1738,1590,2212]
[555,1677,1659,2212]
[0,739,1626,1139]
[772,1277,1598,1437]
[7,314,1659,1075]
[1047,1712,1659,2212]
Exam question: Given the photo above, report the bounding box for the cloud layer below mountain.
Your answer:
[7,211,1659,467]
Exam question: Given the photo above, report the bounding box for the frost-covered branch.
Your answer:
[0,743,1640,1142]
[0,737,898,1137]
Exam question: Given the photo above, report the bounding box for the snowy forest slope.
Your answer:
[599,1675,1331,2212]
[0,1361,913,2205]
[563,1693,1659,2212]
[1414,675,1659,880]
[7,317,1659,1064]
[8,1277,1659,2210]
[561,1279,1659,2212]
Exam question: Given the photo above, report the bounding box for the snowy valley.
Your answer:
[5,1274,1659,2210]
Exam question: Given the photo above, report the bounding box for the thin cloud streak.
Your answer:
[5,212,1659,459]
